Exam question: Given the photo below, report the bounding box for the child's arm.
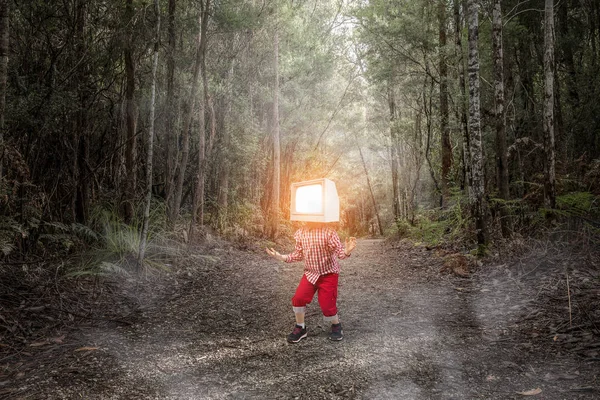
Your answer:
[328,230,356,259]
[265,231,304,262]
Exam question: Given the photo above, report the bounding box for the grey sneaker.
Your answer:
[287,325,307,343]
[329,323,343,341]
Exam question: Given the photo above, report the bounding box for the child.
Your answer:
[266,223,356,343]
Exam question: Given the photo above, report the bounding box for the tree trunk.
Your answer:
[123,0,137,224]
[544,0,556,209]
[139,0,160,267]
[268,27,281,239]
[0,0,8,180]
[439,0,452,208]
[216,58,235,229]
[492,0,510,237]
[164,0,177,223]
[387,76,401,222]
[454,0,470,194]
[358,143,383,236]
[423,69,441,203]
[171,8,204,224]
[74,0,89,224]
[189,0,211,239]
[467,0,488,246]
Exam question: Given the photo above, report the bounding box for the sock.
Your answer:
[297,322,305,328]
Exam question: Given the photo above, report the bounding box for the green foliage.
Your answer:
[555,192,598,217]
[71,203,175,277]
[0,216,25,256]
[388,197,471,247]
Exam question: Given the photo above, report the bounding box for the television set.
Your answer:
[290,178,339,222]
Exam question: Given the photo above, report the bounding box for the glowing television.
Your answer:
[290,178,339,222]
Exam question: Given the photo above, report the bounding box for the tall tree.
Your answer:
[467,0,487,245]
[123,0,138,224]
[439,0,452,208]
[0,0,8,180]
[268,25,281,239]
[139,0,160,266]
[454,0,470,192]
[492,0,510,236]
[190,0,211,237]
[171,7,204,224]
[72,0,90,223]
[544,0,556,209]
[387,75,401,222]
[164,0,177,222]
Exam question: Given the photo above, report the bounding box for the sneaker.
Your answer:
[329,323,343,341]
[287,325,307,343]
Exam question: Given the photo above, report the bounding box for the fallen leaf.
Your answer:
[553,335,558,341]
[74,346,98,352]
[517,388,542,396]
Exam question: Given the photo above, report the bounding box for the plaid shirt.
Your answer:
[285,227,350,284]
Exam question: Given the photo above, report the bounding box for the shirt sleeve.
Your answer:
[285,229,304,263]
[328,229,350,260]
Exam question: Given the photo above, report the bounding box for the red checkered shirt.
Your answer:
[284,227,350,284]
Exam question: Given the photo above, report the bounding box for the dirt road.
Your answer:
[11,238,599,399]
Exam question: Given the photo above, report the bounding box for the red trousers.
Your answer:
[291,273,338,317]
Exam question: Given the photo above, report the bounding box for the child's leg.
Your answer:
[316,273,339,324]
[291,275,317,325]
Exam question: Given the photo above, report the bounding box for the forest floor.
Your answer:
[2,235,600,399]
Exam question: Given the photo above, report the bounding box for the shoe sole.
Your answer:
[287,332,308,343]
[328,336,343,341]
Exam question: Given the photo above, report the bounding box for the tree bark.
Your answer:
[139,0,160,267]
[164,0,177,223]
[0,0,8,180]
[455,0,470,194]
[492,0,510,237]
[73,0,89,224]
[387,76,401,222]
[171,7,204,224]
[216,57,235,229]
[190,0,211,239]
[467,0,488,246]
[439,0,452,208]
[268,27,281,239]
[123,0,137,224]
[358,143,383,236]
[544,0,556,209]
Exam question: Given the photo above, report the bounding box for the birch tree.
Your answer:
[467,0,487,245]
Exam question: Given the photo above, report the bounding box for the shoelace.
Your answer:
[293,326,303,335]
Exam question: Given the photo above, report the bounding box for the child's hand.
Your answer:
[345,237,357,255]
[265,247,286,262]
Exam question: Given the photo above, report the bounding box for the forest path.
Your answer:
[17,238,598,399]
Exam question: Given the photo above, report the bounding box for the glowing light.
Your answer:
[295,184,322,213]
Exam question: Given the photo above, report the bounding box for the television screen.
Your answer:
[294,184,322,213]
[290,178,339,222]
